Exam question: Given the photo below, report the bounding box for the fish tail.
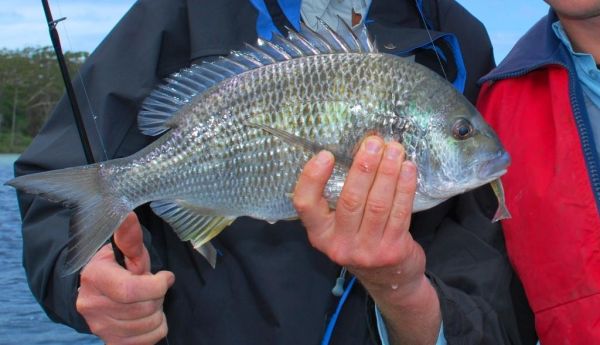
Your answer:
[5,165,131,275]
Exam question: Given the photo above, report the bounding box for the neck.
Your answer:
[558,14,600,64]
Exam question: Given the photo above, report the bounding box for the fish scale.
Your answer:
[112,54,399,216]
[6,22,510,272]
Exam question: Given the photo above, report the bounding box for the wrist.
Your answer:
[371,275,442,345]
[370,274,436,310]
[354,241,427,297]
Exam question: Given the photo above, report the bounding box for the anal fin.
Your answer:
[194,243,219,269]
[151,200,235,268]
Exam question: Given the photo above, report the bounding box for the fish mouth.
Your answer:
[477,151,511,181]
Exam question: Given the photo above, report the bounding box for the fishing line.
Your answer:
[415,1,448,82]
[54,0,108,161]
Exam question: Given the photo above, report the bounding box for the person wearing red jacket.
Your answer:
[477,1,600,343]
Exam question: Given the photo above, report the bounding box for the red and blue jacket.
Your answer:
[477,10,600,344]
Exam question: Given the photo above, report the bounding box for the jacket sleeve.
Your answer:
[13,0,191,331]
[368,184,536,344]
[418,187,536,344]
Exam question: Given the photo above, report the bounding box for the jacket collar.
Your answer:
[480,9,573,83]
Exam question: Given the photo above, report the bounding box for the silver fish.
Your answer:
[6,22,510,273]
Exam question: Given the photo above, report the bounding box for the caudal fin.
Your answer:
[5,165,130,275]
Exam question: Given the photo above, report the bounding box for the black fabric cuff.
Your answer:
[427,272,509,345]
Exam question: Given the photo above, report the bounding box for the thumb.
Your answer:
[156,270,176,289]
[114,212,150,275]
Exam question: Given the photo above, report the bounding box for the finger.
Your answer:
[105,313,168,345]
[78,284,163,321]
[357,142,405,243]
[335,136,384,235]
[383,160,417,242]
[88,243,120,265]
[77,278,106,316]
[91,267,175,303]
[107,310,166,338]
[75,278,164,325]
[293,150,335,239]
[114,212,149,275]
[110,298,164,321]
[81,244,175,303]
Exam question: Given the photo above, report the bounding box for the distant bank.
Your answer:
[0,133,32,154]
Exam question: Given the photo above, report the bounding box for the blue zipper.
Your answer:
[567,71,600,213]
[484,61,600,214]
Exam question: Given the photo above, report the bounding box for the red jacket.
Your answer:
[477,11,600,344]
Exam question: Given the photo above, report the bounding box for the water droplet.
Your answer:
[395,270,402,275]
[391,284,399,290]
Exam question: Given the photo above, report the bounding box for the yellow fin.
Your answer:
[150,199,235,267]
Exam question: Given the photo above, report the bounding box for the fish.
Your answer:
[5,22,510,274]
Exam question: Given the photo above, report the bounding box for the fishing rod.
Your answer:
[41,0,126,268]
[41,0,93,164]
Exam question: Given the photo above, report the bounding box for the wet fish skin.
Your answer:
[5,24,510,273]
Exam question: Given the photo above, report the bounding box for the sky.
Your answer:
[0,0,549,63]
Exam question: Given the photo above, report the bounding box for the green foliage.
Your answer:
[0,132,31,153]
[0,47,88,153]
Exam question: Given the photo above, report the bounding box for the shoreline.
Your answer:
[0,153,20,164]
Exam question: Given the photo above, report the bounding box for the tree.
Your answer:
[0,47,88,152]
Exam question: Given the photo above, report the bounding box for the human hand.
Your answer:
[294,137,440,343]
[293,136,425,289]
[76,212,175,345]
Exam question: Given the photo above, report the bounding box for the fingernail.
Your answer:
[385,144,402,159]
[316,151,332,165]
[401,161,416,178]
[364,138,381,154]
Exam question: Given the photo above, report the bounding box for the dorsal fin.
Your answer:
[138,23,377,136]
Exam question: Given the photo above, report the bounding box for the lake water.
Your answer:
[0,154,101,345]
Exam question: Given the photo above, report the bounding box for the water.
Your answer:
[0,154,101,345]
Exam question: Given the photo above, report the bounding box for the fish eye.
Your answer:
[452,118,474,140]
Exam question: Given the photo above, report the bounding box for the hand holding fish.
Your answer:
[76,212,175,345]
[294,136,441,344]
